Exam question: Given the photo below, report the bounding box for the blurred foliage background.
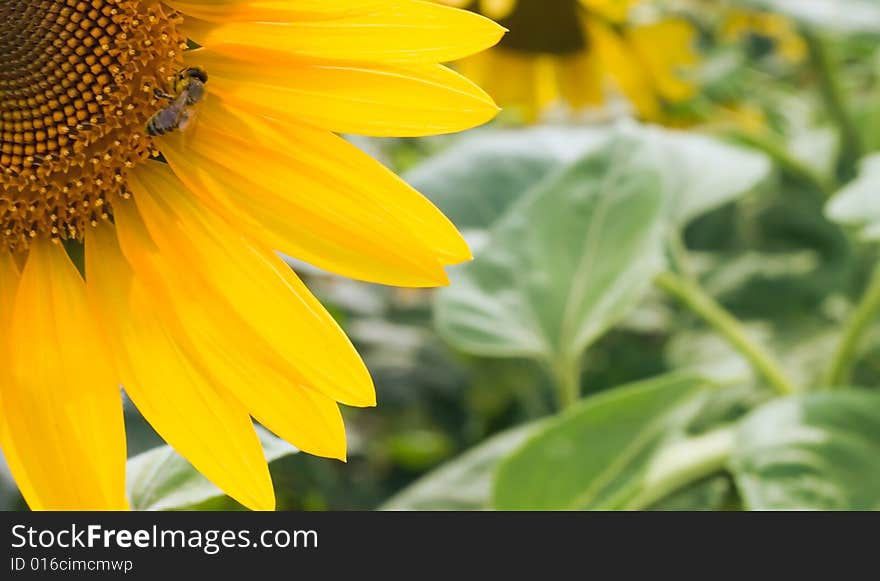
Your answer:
[4,0,880,511]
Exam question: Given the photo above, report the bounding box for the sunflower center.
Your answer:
[0,0,186,251]
[484,0,588,55]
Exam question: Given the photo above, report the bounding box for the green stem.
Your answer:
[727,130,834,196]
[824,263,880,387]
[656,271,797,395]
[667,230,698,283]
[551,356,582,411]
[803,29,863,179]
[625,427,735,510]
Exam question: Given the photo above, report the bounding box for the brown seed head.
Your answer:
[0,0,186,251]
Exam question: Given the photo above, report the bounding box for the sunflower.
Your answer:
[720,9,806,63]
[0,0,503,510]
[440,0,699,121]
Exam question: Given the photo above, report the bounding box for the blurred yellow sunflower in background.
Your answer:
[690,4,807,134]
[721,9,806,63]
[0,0,503,510]
[441,0,699,121]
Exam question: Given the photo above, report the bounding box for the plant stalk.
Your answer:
[656,271,797,395]
[803,29,863,179]
[825,263,880,387]
[727,130,834,197]
[625,427,735,510]
[551,356,583,411]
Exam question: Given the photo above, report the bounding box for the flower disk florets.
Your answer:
[0,0,185,250]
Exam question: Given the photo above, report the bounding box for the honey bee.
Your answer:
[146,67,208,136]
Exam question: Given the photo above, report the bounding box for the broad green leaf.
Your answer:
[825,153,880,240]
[435,135,667,361]
[380,422,543,511]
[127,426,298,511]
[736,0,880,33]
[493,373,711,510]
[622,125,772,226]
[407,124,768,236]
[434,125,769,363]
[731,391,880,510]
[404,127,610,232]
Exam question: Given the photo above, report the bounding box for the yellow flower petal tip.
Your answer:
[241,491,277,513]
[320,446,349,464]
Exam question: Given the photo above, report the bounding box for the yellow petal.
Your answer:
[479,0,517,21]
[454,50,556,122]
[438,0,515,20]
[4,241,127,510]
[557,50,604,109]
[578,0,638,23]
[127,162,376,408]
[588,19,659,119]
[160,97,469,286]
[174,303,350,461]
[86,222,275,511]
[0,252,16,325]
[185,48,498,136]
[0,253,35,506]
[625,19,698,103]
[109,207,349,460]
[184,1,505,64]
[167,0,386,22]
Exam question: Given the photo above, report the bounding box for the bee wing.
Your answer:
[176,104,203,148]
[177,109,195,132]
[172,90,189,111]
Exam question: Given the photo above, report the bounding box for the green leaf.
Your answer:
[434,125,769,364]
[825,153,880,241]
[493,373,712,510]
[731,391,880,510]
[736,0,880,33]
[435,134,667,362]
[379,422,543,511]
[127,426,298,511]
[624,125,772,226]
[404,127,610,232]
